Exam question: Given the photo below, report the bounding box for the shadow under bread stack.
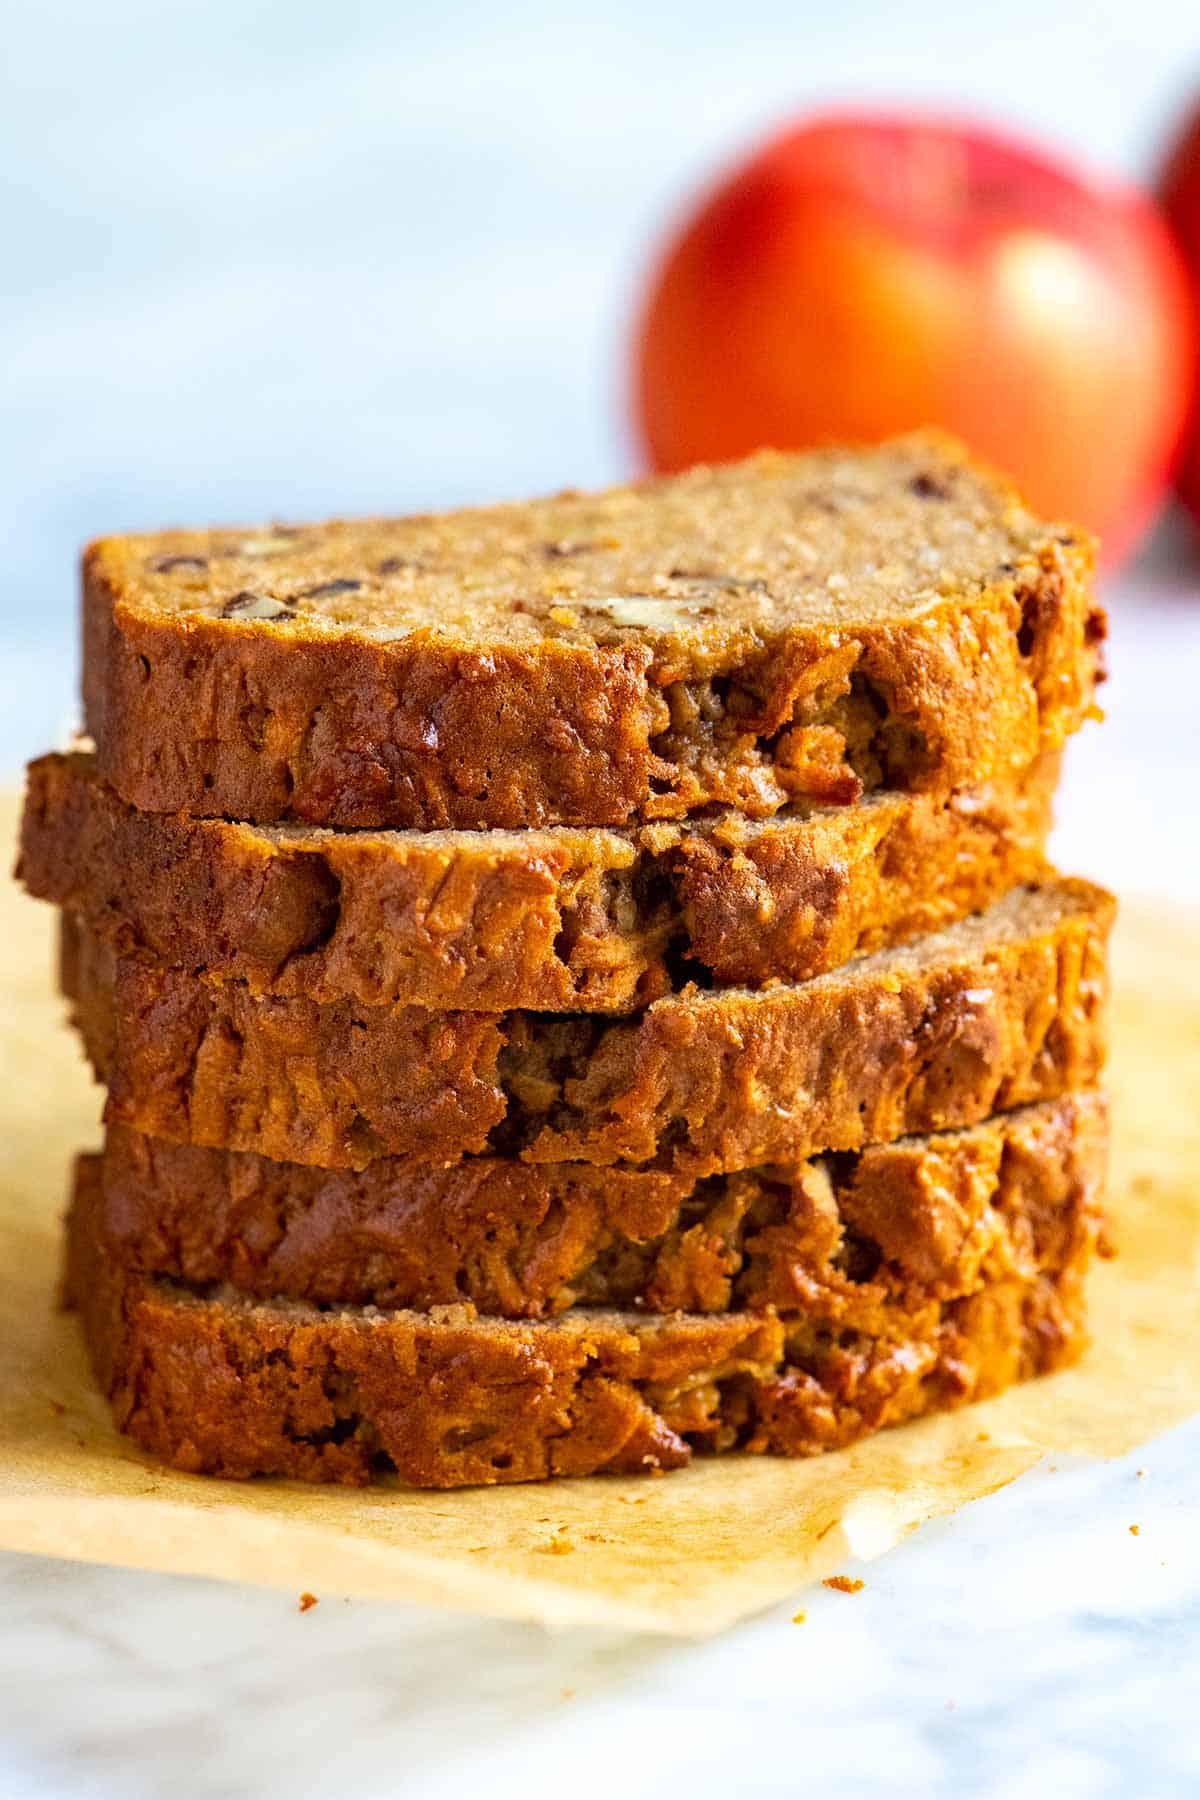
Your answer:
[17,432,1115,1490]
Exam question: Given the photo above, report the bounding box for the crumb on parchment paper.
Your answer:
[298,1592,319,1613]
[823,1575,865,1594]
[1129,1524,1140,1536]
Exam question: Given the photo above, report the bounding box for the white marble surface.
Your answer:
[4,3,1200,1794]
[1,1428,1198,1800]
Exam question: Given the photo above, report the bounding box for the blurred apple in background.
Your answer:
[634,112,1195,566]
[1160,97,1200,529]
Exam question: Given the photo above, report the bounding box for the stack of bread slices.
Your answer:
[18,432,1115,1489]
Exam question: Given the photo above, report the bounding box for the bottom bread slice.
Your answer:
[66,1156,1096,1489]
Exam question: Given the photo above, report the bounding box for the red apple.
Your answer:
[1159,99,1200,524]
[635,111,1195,564]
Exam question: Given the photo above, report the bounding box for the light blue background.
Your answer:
[4,0,1200,776]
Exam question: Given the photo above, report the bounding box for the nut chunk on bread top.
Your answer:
[82,433,1104,830]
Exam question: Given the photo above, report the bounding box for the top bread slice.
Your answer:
[83,433,1103,830]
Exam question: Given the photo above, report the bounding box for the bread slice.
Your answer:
[65,1154,1096,1488]
[82,434,1103,830]
[95,1094,1107,1318]
[61,878,1113,1175]
[21,748,1056,1010]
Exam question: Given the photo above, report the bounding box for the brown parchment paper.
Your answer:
[2,789,1198,1638]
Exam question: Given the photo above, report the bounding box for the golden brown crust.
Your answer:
[65,1154,1095,1488]
[21,750,1057,1010]
[81,437,1103,828]
[94,1094,1108,1318]
[61,880,1113,1174]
